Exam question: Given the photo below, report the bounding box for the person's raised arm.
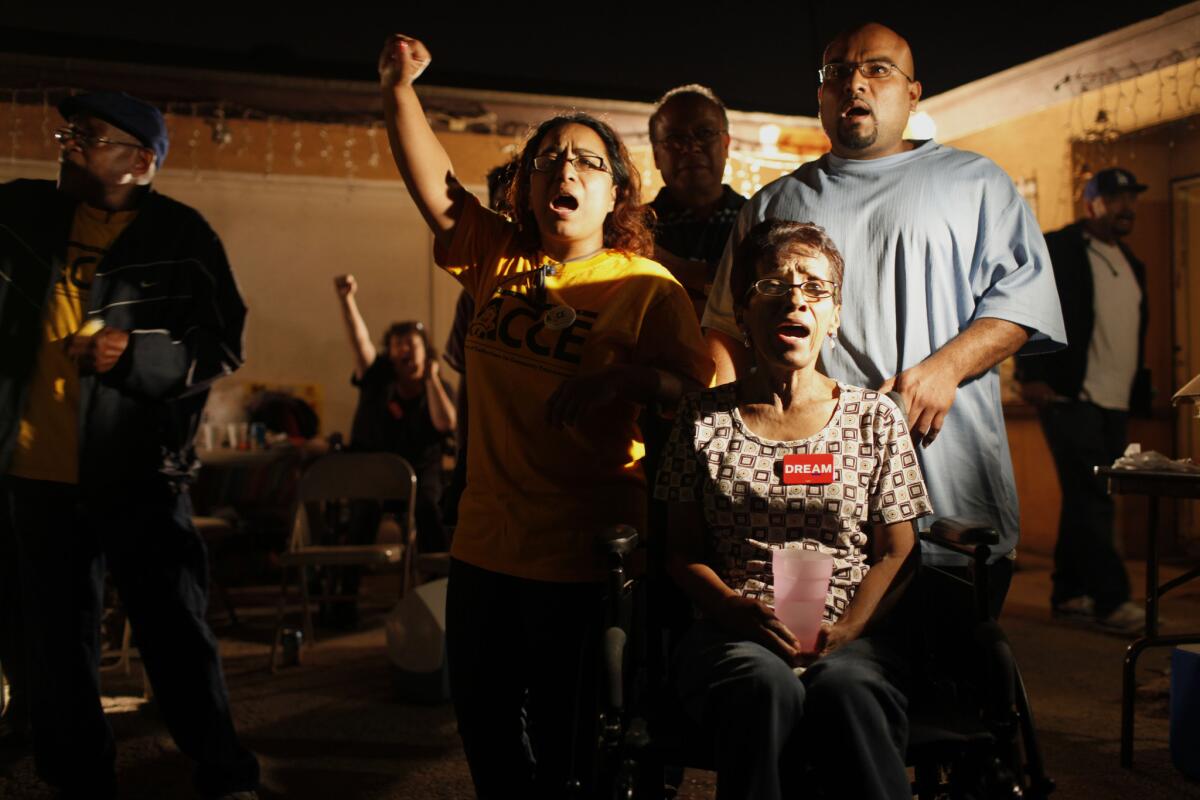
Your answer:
[333,274,376,380]
[424,360,456,434]
[379,34,463,251]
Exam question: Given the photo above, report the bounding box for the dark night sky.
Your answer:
[2,3,1193,116]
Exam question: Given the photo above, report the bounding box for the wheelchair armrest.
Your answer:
[597,524,640,559]
[923,517,999,562]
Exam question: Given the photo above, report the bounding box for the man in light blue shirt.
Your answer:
[703,22,1067,612]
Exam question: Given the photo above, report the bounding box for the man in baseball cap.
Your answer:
[1018,166,1152,635]
[0,90,259,799]
[57,90,170,167]
[1083,166,1149,202]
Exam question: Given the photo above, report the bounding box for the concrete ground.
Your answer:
[1,553,1198,799]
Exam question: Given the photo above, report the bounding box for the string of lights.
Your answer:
[2,85,823,197]
[1055,45,1200,219]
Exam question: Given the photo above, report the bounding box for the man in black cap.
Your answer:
[0,91,259,798]
[1017,167,1152,634]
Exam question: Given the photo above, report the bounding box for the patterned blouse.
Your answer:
[655,383,932,622]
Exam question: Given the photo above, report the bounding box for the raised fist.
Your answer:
[334,274,357,298]
[379,34,432,89]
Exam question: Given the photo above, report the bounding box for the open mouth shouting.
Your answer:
[776,320,812,344]
[550,191,580,217]
[841,99,873,122]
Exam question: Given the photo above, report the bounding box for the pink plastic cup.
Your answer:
[772,549,833,650]
[775,599,827,651]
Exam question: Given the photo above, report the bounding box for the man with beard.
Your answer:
[647,85,745,321]
[0,91,259,799]
[702,22,1066,612]
[1017,168,1151,633]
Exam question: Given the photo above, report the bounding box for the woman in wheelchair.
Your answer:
[655,219,932,800]
[380,35,713,797]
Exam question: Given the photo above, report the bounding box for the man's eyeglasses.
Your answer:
[818,61,914,84]
[653,127,727,151]
[53,126,145,151]
[531,153,608,173]
[746,278,839,302]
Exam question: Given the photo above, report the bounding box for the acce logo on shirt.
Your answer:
[468,289,597,376]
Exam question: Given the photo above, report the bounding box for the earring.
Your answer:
[828,329,838,349]
[742,330,752,349]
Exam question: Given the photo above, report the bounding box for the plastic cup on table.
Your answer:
[772,548,834,651]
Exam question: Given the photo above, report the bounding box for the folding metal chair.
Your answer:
[266,452,417,671]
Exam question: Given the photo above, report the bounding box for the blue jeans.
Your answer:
[2,477,259,798]
[674,620,911,800]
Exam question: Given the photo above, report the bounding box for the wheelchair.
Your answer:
[592,516,1056,800]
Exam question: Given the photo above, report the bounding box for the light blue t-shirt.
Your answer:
[703,140,1067,564]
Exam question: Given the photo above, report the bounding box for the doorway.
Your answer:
[1172,175,1200,550]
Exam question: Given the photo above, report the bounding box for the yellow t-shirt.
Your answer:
[9,204,137,483]
[440,196,713,582]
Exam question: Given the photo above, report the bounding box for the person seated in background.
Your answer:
[332,273,455,626]
[657,219,930,800]
[380,33,712,797]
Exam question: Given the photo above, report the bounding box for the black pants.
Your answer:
[445,557,602,799]
[1038,401,1132,615]
[1,477,259,797]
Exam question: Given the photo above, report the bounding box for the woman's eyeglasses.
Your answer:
[531,153,608,173]
[746,278,839,302]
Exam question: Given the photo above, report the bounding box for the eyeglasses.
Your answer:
[531,153,608,173]
[817,61,914,84]
[53,126,145,151]
[746,278,839,302]
[653,127,727,151]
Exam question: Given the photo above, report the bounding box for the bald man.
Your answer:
[702,23,1066,611]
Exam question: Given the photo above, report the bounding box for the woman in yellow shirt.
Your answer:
[380,35,712,796]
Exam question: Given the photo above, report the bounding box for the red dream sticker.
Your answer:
[782,454,835,485]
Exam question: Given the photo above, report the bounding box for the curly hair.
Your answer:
[509,112,653,257]
[731,219,845,310]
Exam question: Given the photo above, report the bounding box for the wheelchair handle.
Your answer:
[924,517,999,566]
[929,517,1000,547]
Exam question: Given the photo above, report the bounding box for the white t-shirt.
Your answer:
[1081,237,1141,410]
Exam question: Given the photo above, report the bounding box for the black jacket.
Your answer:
[1015,220,1151,415]
[0,179,246,490]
